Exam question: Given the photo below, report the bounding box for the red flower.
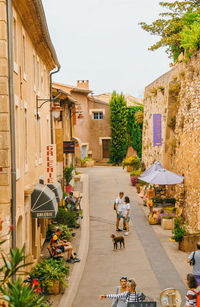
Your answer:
[9,225,14,231]
[35,287,42,293]
[0,220,3,224]
[2,302,6,307]
[32,279,39,286]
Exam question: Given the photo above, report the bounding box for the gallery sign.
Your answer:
[153,114,162,146]
[45,144,57,184]
[63,141,75,154]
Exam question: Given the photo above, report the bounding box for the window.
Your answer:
[13,10,18,73]
[38,117,42,163]
[22,29,26,79]
[15,96,20,179]
[93,112,103,120]
[36,57,40,93]
[24,104,28,172]
[33,53,36,91]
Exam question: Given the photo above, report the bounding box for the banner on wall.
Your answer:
[63,141,75,154]
[44,144,57,184]
[153,114,162,146]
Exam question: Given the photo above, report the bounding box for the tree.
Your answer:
[127,106,143,158]
[139,0,200,62]
[109,92,128,164]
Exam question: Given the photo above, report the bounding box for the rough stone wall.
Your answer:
[142,52,200,233]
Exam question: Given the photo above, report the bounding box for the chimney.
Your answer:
[77,80,89,90]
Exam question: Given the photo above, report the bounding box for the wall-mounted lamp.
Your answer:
[36,94,61,120]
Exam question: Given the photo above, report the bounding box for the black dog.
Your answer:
[111,234,125,250]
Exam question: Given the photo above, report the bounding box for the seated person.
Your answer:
[50,227,80,263]
[65,192,77,210]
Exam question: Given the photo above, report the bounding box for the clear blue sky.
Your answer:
[42,0,172,97]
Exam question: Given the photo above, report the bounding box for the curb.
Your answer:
[58,174,90,307]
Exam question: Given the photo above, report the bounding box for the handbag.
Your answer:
[190,251,196,266]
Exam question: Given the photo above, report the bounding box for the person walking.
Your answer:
[115,192,124,232]
[187,242,200,285]
[100,278,145,305]
[122,196,131,236]
[112,276,127,307]
[185,273,200,307]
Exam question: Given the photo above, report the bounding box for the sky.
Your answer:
[42,0,172,97]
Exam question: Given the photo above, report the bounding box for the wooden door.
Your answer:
[102,139,110,159]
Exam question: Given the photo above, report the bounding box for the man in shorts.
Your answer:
[51,228,80,264]
[114,192,124,232]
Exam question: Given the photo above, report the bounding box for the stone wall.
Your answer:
[142,52,200,232]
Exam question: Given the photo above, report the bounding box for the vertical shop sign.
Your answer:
[45,144,57,184]
[153,114,162,146]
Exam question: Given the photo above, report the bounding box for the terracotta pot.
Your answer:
[48,280,60,295]
[179,235,200,252]
[127,165,134,172]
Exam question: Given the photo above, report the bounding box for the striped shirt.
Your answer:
[185,288,200,307]
[106,291,143,304]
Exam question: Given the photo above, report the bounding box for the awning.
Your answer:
[47,182,62,204]
[31,184,58,219]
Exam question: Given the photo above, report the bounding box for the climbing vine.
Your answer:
[127,105,143,158]
[109,92,128,164]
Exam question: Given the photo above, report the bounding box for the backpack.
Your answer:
[192,289,200,307]
[190,251,196,266]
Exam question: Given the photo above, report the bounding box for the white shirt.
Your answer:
[122,203,131,218]
[115,197,123,212]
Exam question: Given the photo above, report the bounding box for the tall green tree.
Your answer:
[109,92,128,164]
[139,0,200,62]
[127,106,143,158]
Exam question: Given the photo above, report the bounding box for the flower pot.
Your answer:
[48,280,60,295]
[178,235,200,252]
[65,185,72,193]
[161,218,175,230]
[127,165,134,172]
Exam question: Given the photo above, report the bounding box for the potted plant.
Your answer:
[80,157,94,167]
[64,164,73,193]
[130,170,141,187]
[30,258,69,295]
[123,155,141,172]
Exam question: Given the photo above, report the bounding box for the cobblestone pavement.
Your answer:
[72,167,188,307]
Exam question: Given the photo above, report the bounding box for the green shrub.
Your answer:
[30,258,69,291]
[130,170,142,177]
[55,207,76,228]
[127,106,143,158]
[64,164,73,185]
[172,217,187,242]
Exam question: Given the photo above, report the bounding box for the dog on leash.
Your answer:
[111,234,125,250]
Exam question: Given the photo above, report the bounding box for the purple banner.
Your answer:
[153,114,162,146]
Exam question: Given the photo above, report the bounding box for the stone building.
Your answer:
[142,52,200,233]
[53,81,142,163]
[0,0,61,262]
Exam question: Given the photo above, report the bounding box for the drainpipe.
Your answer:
[50,66,60,144]
[7,0,16,249]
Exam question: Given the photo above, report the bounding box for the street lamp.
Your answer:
[36,94,61,120]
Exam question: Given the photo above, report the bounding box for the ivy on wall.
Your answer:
[109,92,128,164]
[127,105,144,158]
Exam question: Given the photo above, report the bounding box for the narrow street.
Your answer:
[72,166,187,307]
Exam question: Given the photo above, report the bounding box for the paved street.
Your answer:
[72,166,188,307]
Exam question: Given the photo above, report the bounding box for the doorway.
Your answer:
[81,145,87,159]
[102,139,110,159]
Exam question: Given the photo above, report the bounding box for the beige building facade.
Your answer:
[0,0,60,262]
[142,52,200,233]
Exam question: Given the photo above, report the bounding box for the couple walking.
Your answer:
[114,192,130,236]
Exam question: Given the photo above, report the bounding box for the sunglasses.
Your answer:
[120,276,127,281]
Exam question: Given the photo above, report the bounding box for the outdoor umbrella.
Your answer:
[138,168,184,185]
[140,160,164,178]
